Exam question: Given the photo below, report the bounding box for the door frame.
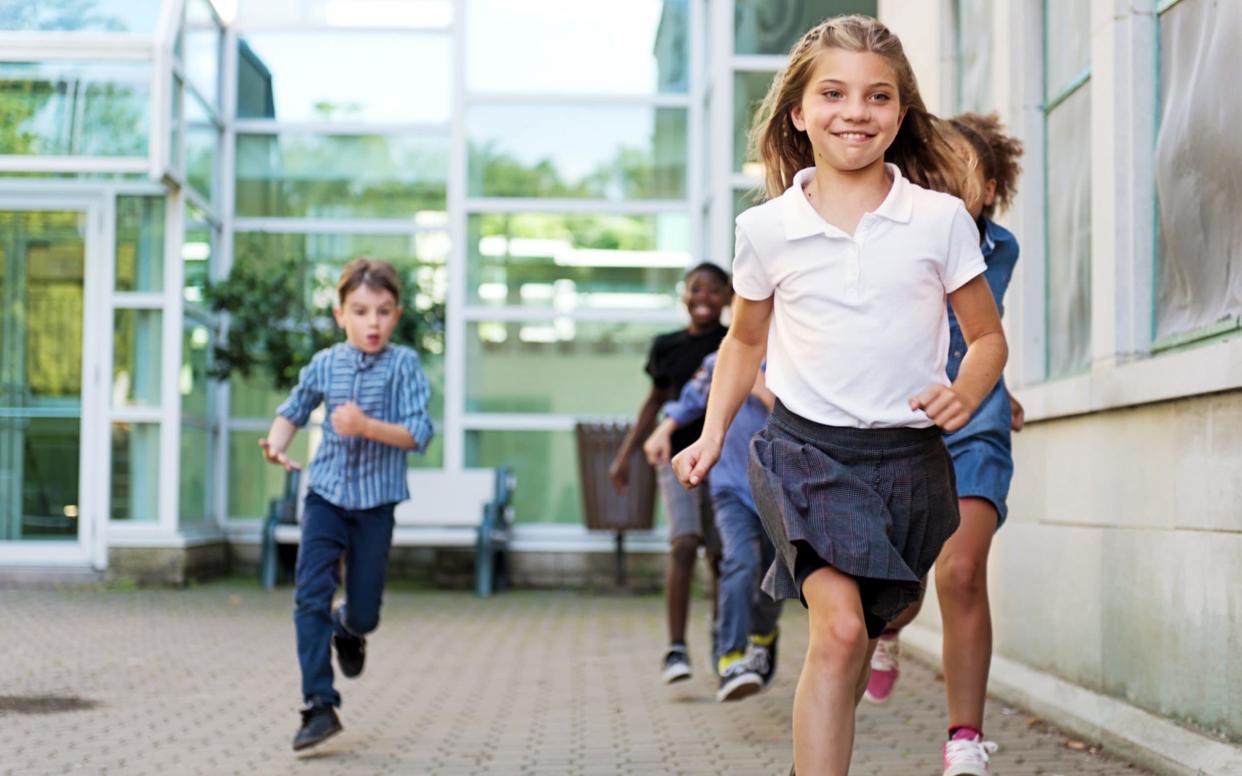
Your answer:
[0,192,108,569]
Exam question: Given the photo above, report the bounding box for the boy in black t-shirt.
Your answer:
[610,262,731,683]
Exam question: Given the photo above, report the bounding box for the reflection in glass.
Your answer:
[467,212,689,311]
[734,0,877,55]
[184,0,221,109]
[179,426,212,523]
[182,319,212,418]
[0,210,85,541]
[228,430,307,519]
[955,0,994,113]
[466,430,581,524]
[237,32,451,123]
[115,196,165,293]
[111,422,159,521]
[183,219,213,305]
[467,106,687,200]
[733,71,777,175]
[1044,0,1090,99]
[185,91,218,203]
[113,309,163,408]
[0,61,149,156]
[235,133,449,218]
[1046,84,1091,378]
[468,0,688,95]
[466,320,672,415]
[0,0,163,33]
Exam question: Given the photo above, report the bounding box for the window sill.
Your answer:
[1016,334,1242,423]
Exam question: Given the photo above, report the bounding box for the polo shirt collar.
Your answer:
[779,163,914,241]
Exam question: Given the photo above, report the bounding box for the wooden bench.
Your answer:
[260,467,516,597]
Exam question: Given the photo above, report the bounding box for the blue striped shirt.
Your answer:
[662,352,769,514]
[276,342,433,509]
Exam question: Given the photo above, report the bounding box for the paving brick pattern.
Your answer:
[0,586,1151,775]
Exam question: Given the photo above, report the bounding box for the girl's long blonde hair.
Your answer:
[749,15,980,210]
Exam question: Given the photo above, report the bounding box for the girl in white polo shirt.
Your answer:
[672,15,1008,776]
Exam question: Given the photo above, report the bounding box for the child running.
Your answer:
[259,258,433,751]
[644,352,783,702]
[610,262,731,684]
[863,112,1025,776]
[672,16,1007,775]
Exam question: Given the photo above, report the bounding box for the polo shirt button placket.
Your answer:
[848,241,862,299]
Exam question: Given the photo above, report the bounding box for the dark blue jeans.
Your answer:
[714,489,782,657]
[294,490,395,707]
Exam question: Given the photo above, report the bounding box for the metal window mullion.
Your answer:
[86,197,113,568]
[444,0,468,472]
[463,198,689,215]
[159,187,186,533]
[0,156,149,175]
[216,21,240,529]
[688,0,705,265]
[232,217,445,235]
[710,1,736,267]
[112,292,165,309]
[0,33,153,61]
[233,119,451,136]
[463,92,691,108]
[461,414,581,433]
[1043,69,1090,113]
[461,306,686,324]
[730,54,787,72]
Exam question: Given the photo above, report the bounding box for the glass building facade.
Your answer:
[0,0,873,569]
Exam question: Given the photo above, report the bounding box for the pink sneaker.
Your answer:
[942,734,999,776]
[863,633,899,703]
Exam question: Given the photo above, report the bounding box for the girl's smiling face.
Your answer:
[683,269,730,330]
[791,49,906,173]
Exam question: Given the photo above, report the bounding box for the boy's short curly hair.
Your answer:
[337,257,401,307]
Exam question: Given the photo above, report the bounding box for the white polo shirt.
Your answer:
[733,164,986,429]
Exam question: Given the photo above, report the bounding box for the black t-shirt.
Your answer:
[645,324,728,454]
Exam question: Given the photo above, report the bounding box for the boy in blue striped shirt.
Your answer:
[259,258,433,751]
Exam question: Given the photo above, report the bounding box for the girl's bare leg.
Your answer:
[935,497,998,731]
[795,566,872,776]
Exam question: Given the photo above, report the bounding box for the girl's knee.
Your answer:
[807,613,869,670]
[937,553,987,601]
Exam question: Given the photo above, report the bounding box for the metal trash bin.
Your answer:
[575,420,657,587]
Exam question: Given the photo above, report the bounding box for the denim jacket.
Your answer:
[946,217,1019,385]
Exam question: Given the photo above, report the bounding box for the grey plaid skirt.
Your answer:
[748,401,961,636]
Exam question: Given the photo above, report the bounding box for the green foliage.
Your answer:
[204,255,444,391]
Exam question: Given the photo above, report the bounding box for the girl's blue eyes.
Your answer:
[820,91,892,102]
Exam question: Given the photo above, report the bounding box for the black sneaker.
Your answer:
[750,628,779,688]
[333,609,366,679]
[716,658,762,702]
[661,644,692,684]
[292,704,342,751]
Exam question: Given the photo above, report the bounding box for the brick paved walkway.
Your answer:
[1,585,1149,775]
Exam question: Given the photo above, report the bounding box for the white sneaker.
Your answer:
[942,735,999,776]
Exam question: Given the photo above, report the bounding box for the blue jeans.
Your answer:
[714,489,782,657]
[294,490,396,707]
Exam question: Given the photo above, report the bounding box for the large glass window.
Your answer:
[0,61,150,156]
[466,320,669,415]
[467,0,688,95]
[734,1,877,55]
[235,133,449,218]
[733,70,777,176]
[238,32,452,123]
[112,309,163,408]
[467,212,689,311]
[1153,0,1242,342]
[234,0,453,27]
[185,92,218,204]
[467,106,688,200]
[1043,0,1091,378]
[184,0,222,110]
